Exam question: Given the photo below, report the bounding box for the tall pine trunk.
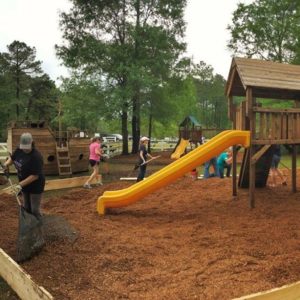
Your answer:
[131,0,141,154]
[121,103,129,155]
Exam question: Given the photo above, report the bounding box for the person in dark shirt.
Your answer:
[136,136,154,182]
[3,132,45,220]
[269,145,287,187]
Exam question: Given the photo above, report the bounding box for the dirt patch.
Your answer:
[0,153,300,299]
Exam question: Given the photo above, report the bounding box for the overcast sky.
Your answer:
[0,0,252,83]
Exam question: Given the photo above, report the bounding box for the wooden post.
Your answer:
[247,88,256,208]
[232,104,237,197]
[292,144,297,193]
[228,96,233,120]
[233,145,237,197]
[58,98,62,146]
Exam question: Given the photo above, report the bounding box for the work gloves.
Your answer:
[11,184,22,195]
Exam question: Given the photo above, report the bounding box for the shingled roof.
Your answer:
[225,57,300,100]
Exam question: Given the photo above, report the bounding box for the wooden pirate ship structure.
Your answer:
[7,121,90,176]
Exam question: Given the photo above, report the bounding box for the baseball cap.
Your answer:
[140,136,149,142]
[20,133,33,150]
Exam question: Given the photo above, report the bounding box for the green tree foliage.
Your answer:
[192,61,229,129]
[0,41,58,139]
[56,0,187,153]
[227,0,300,63]
[59,75,107,131]
[2,41,43,118]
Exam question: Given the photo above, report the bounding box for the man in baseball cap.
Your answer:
[19,132,33,150]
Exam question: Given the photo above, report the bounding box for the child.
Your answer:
[84,137,102,188]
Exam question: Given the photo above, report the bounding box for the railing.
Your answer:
[234,103,300,144]
[253,107,300,144]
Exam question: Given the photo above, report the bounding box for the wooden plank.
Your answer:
[45,176,98,191]
[233,280,300,300]
[266,113,271,139]
[292,145,297,193]
[297,113,300,138]
[282,113,287,139]
[253,107,300,113]
[0,248,53,300]
[250,145,271,164]
[254,138,300,145]
[288,115,294,139]
[259,113,266,139]
[0,176,99,195]
[274,113,281,139]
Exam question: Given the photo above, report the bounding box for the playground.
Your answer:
[1,152,300,299]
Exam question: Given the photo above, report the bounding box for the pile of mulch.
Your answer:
[0,157,300,299]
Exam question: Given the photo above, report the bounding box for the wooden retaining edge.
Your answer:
[233,280,300,300]
[0,175,99,195]
[44,176,98,191]
[0,248,53,300]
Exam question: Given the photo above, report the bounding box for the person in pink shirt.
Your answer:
[84,137,102,188]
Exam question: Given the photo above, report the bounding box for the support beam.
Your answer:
[250,145,271,164]
[0,248,53,300]
[232,107,237,197]
[292,145,297,193]
[247,88,256,208]
[232,145,237,197]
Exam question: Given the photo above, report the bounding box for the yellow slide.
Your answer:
[97,130,250,215]
[171,138,190,159]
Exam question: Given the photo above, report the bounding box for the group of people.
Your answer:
[203,148,233,179]
[203,144,287,187]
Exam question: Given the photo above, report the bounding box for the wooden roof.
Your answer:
[225,57,300,100]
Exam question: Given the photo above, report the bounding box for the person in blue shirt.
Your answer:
[217,148,233,178]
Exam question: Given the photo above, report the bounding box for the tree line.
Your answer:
[1,0,299,154]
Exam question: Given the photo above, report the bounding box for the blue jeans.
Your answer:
[218,163,231,178]
[204,157,217,178]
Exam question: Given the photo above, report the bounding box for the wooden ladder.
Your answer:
[56,145,72,176]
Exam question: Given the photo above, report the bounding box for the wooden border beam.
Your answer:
[0,176,99,195]
[233,280,300,299]
[0,248,53,300]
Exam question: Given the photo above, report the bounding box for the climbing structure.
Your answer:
[225,57,300,207]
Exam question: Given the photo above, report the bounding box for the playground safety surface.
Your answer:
[1,152,300,299]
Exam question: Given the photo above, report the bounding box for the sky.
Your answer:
[0,0,252,83]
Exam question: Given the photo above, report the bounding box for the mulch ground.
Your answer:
[1,152,300,299]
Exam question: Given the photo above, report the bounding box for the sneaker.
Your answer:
[83,183,92,189]
[96,182,103,186]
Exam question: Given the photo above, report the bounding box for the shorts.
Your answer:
[89,159,100,167]
[271,154,280,169]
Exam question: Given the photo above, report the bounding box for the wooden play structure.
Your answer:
[178,115,202,145]
[226,57,300,207]
[7,121,90,176]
